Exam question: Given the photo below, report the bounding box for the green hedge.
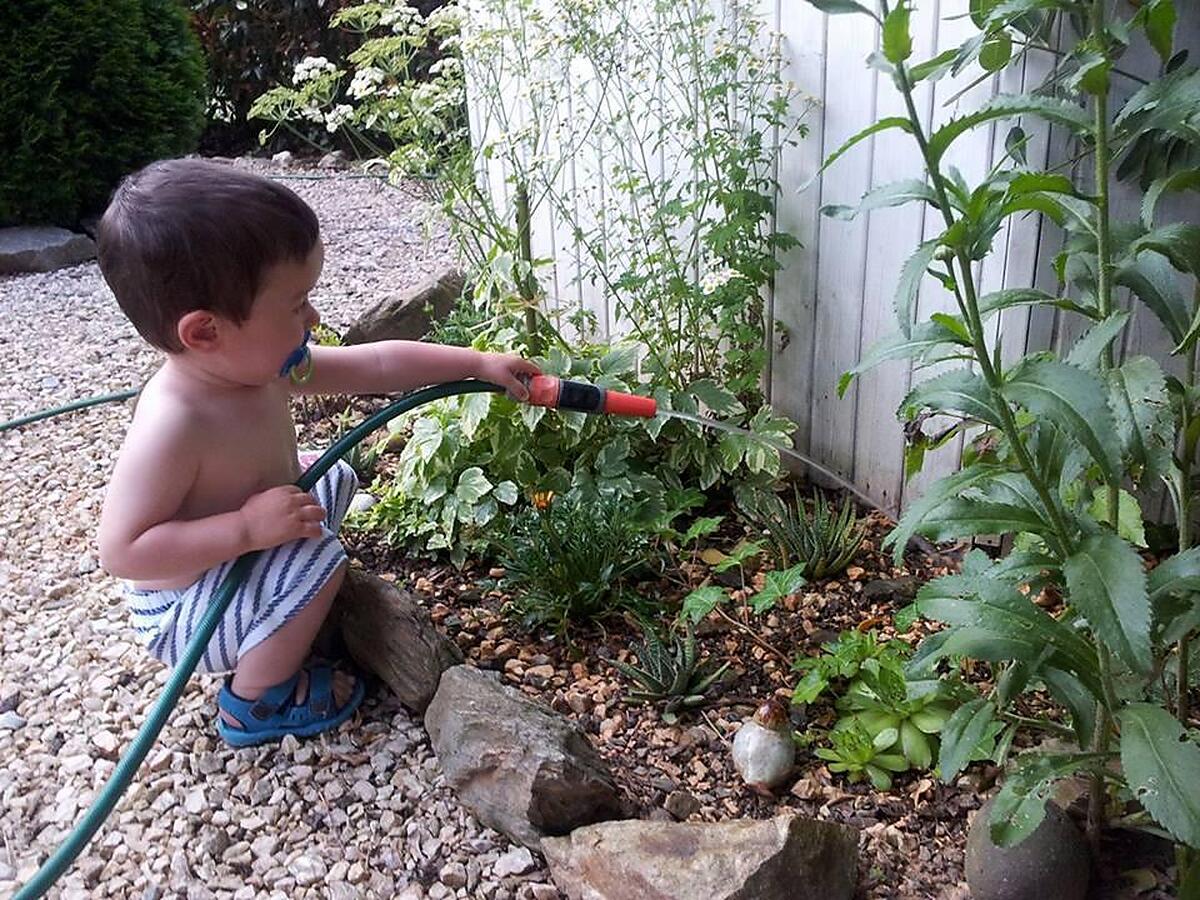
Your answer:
[0,0,206,226]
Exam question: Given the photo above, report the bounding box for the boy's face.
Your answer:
[223,241,324,384]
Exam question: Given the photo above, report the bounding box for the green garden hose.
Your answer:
[12,379,506,899]
[0,390,139,433]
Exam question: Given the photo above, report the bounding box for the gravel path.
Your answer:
[0,160,561,900]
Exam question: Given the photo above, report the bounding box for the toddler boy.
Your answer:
[96,158,538,746]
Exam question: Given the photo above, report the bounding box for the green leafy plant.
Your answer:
[611,620,730,722]
[738,485,866,579]
[1,0,206,225]
[815,719,910,790]
[811,0,1200,865]
[494,493,656,633]
[795,630,992,780]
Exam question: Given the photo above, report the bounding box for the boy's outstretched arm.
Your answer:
[98,405,324,581]
[296,342,541,399]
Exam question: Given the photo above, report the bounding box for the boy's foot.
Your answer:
[217,662,365,748]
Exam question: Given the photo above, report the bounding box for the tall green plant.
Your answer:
[810,0,1200,869]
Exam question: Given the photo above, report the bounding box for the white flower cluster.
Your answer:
[381,2,421,32]
[349,66,385,99]
[325,104,354,132]
[425,4,463,35]
[293,56,337,85]
[429,57,462,78]
[700,268,742,295]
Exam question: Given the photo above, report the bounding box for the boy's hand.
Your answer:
[476,352,542,401]
[238,486,326,551]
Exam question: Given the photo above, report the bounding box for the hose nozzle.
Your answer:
[524,375,657,418]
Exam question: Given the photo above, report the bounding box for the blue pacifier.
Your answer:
[280,330,314,384]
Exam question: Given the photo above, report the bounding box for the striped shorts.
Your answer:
[124,460,358,674]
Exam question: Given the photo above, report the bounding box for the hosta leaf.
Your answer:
[1120,703,1200,847]
[822,178,937,221]
[939,699,996,783]
[1063,532,1152,675]
[928,95,1092,166]
[1115,251,1190,344]
[1002,359,1122,482]
[989,752,1111,847]
[901,369,1006,428]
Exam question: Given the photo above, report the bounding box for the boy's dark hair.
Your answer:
[97,158,320,352]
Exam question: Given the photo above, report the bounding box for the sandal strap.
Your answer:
[306,664,335,718]
[248,671,303,721]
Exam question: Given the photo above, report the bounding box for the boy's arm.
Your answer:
[294,342,540,398]
[98,410,324,581]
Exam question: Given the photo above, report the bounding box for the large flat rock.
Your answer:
[0,227,96,275]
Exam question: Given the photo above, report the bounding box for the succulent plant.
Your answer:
[611,620,729,722]
[737,485,866,580]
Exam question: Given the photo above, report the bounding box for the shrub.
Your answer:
[495,494,656,634]
[187,0,364,155]
[0,0,206,226]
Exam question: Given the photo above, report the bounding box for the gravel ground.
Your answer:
[0,159,562,900]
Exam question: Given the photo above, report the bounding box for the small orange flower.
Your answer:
[531,490,555,511]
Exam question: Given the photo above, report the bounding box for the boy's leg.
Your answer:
[222,561,356,723]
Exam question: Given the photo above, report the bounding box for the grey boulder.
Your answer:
[424,664,623,849]
[335,568,462,714]
[0,227,96,274]
[541,814,859,900]
[966,797,1089,900]
[343,268,465,344]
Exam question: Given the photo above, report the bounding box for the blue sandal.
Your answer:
[217,663,365,748]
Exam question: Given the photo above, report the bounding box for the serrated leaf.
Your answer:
[939,699,996,783]
[1120,703,1200,846]
[1142,168,1200,229]
[915,498,1049,544]
[1115,251,1190,344]
[1066,311,1130,368]
[806,118,916,192]
[1108,356,1173,480]
[901,369,1006,428]
[928,95,1092,166]
[839,321,971,397]
[1129,223,1200,277]
[1002,359,1122,482]
[803,0,876,13]
[885,464,1006,565]
[894,240,939,336]
[909,48,959,83]
[882,4,912,63]
[821,178,937,221]
[681,586,727,624]
[989,752,1110,847]
[1064,532,1152,675]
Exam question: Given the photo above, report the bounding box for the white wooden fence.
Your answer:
[468,1,1200,517]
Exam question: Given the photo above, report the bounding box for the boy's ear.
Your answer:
[176,310,221,352]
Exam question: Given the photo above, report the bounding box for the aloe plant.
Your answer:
[806,0,1200,869]
[738,485,866,579]
[611,620,730,722]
